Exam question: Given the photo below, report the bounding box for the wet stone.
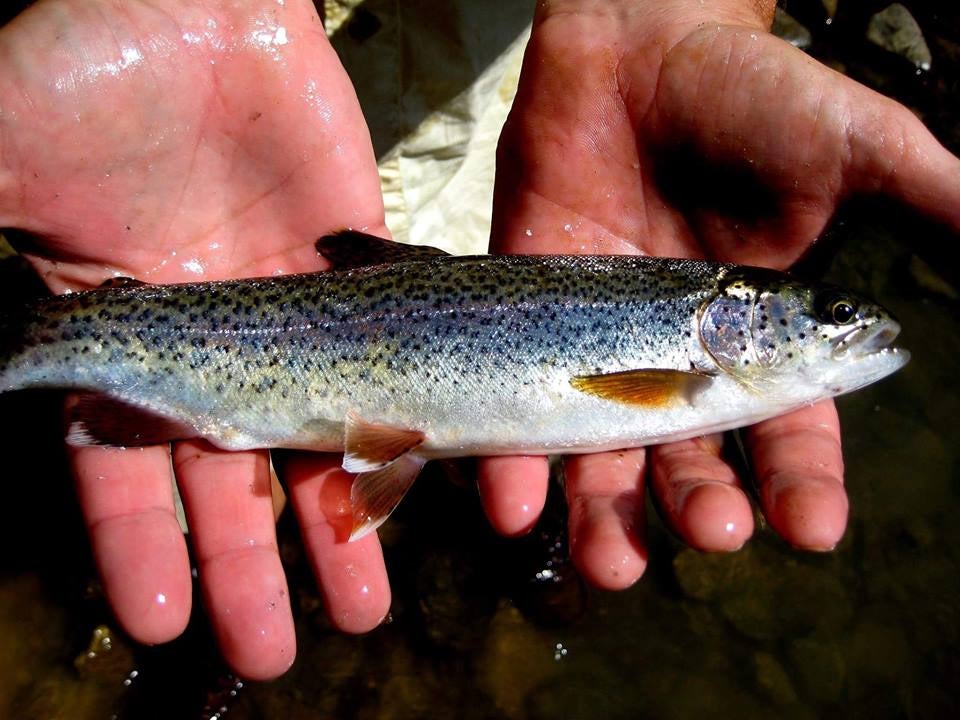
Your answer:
[753,651,799,706]
[674,543,853,642]
[787,637,847,704]
[415,548,498,651]
[908,254,959,300]
[846,606,913,693]
[354,641,466,720]
[632,670,772,720]
[73,624,135,681]
[867,3,932,71]
[479,603,558,718]
[9,677,108,720]
[845,412,951,523]
[673,546,753,603]
[248,631,363,718]
[525,673,636,720]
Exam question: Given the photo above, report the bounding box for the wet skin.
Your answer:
[480,0,960,584]
[1,0,959,680]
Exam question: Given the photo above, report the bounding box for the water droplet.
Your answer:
[182,257,205,275]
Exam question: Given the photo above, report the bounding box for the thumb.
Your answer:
[843,91,960,232]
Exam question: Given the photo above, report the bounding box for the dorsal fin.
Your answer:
[66,393,197,447]
[316,230,450,269]
[98,276,146,290]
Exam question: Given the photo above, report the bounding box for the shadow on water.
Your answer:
[1,1,959,718]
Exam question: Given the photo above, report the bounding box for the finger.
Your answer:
[476,456,549,537]
[846,91,960,232]
[746,400,848,551]
[71,444,192,645]
[173,441,295,681]
[650,434,754,551]
[282,453,390,634]
[564,449,647,589]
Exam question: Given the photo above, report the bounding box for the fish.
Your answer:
[0,231,909,539]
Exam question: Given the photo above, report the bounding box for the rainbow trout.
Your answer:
[0,232,909,538]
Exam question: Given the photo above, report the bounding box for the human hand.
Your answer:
[0,0,392,679]
[482,0,960,586]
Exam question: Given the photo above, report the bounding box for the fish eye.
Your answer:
[816,292,858,325]
[829,299,857,324]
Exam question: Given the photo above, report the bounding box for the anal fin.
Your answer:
[570,368,712,407]
[350,453,427,541]
[66,393,197,447]
[342,411,426,473]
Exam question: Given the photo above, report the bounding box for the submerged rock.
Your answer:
[674,543,853,642]
[787,637,847,704]
[416,549,497,651]
[867,4,932,71]
[908,255,959,300]
[479,604,557,718]
[73,624,135,680]
[753,651,799,706]
[526,674,636,720]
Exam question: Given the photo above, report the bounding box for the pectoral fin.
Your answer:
[570,368,712,407]
[342,412,426,473]
[350,454,427,541]
[317,230,450,270]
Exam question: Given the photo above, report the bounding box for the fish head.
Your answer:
[699,269,909,397]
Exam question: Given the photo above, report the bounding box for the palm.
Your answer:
[1,0,385,289]
[1,0,390,680]
[496,20,952,264]
[487,12,959,585]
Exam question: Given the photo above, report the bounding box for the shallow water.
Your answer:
[1,2,959,718]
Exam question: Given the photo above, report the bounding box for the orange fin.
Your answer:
[570,369,712,407]
[342,412,426,474]
[316,230,449,270]
[349,454,427,541]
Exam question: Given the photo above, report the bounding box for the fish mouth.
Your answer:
[831,319,905,360]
